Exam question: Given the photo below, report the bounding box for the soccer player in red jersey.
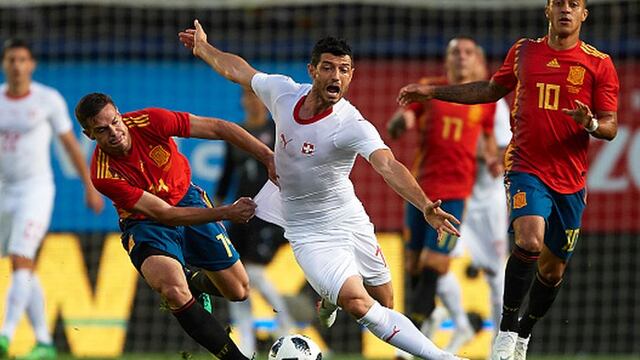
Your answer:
[75,93,277,360]
[388,37,498,356]
[397,1,618,359]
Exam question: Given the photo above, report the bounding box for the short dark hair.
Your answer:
[310,37,353,66]
[75,93,115,130]
[2,38,34,60]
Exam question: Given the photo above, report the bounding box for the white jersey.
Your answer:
[251,73,388,236]
[0,82,72,185]
[468,98,512,205]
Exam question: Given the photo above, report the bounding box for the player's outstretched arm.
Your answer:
[189,115,278,185]
[178,19,258,89]
[132,191,256,226]
[397,80,509,106]
[369,149,460,236]
[58,130,104,213]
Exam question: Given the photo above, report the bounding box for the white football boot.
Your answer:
[513,336,530,360]
[490,331,518,360]
[316,298,339,328]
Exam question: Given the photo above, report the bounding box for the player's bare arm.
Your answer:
[369,148,460,237]
[562,99,617,141]
[397,80,509,106]
[58,130,104,213]
[189,114,278,185]
[132,191,256,226]
[178,19,258,89]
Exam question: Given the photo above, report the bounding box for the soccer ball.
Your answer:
[268,334,322,360]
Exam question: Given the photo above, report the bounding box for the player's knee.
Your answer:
[537,266,564,286]
[515,236,543,252]
[159,283,191,307]
[225,280,250,302]
[341,296,374,319]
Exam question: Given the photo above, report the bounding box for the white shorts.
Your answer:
[457,190,508,274]
[0,179,55,259]
[288,219,391,305]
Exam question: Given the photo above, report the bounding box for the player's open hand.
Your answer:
[422,200,461,237]
[86,187,104,214]
[178,19,208,57]
[228,197,257,223]
[397,83,434,106]
[562,99,593,128]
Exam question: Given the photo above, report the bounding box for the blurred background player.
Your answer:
[215,88,294,356]
[0,39,104,359]
[387,37,499,357]
[453,45,511,343]
[397,1,619,358]
[75,92,275,360]
[180,21,466,360]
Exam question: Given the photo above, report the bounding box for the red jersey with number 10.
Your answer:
[492,36,619,193]
[90,108,191,220]
[408,96,496,200]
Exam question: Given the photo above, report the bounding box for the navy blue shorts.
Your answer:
[405,200,465,254]
[506,171,586,260]
[120,184,240,272]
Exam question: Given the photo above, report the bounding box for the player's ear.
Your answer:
[307,63,316,80]
[581,8,589,22]
[82,129,95,140]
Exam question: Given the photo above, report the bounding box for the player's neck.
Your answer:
[5,81,31,98]
[547,31,581,51]
[299,92,332,119]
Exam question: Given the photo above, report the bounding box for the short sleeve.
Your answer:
[47,89,73,135]
[594,57,619,112]
[493,98,512,147]
[334,115,388,160]
[145,108,191,138]
[251,73,301,119]
[92,177,143,211]
[481,103,497,135]
[406,101,427,118]
[491,40,523,91]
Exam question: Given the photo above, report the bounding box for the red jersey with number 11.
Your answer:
[492,36,619,193]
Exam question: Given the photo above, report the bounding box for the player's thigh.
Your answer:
[6,183,55,260]
[121,220,185,271]
[351,222,391,290]
[202,260,249,301]
[290,235,359,306]
[543,188,586,263]
[506,171,554,250]
[181,185,241,271]
[463,202,509,273]
[140,254,190,306]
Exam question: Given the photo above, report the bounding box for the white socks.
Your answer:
[357,301,447,359]
[437,272,472,331]
[1,269,33,339]
[27,275,52,344]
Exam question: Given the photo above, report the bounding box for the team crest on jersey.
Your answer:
[513,191,527,209]
[149,145,170,167]
[567,66,586,86]
[301,141,315,156]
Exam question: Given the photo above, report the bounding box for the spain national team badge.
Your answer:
[567,66,586,86]
[149,145,170,167]
[513,191,527,209]
[301,141,315,156]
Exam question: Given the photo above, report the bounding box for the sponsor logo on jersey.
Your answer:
[546,58,560,68]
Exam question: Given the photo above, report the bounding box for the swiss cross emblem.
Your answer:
[301,141,315,156]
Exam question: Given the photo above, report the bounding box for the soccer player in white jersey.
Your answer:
[179,21,467,360]
[0,39,104,359]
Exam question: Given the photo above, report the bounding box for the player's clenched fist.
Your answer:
[227,197,257,223]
